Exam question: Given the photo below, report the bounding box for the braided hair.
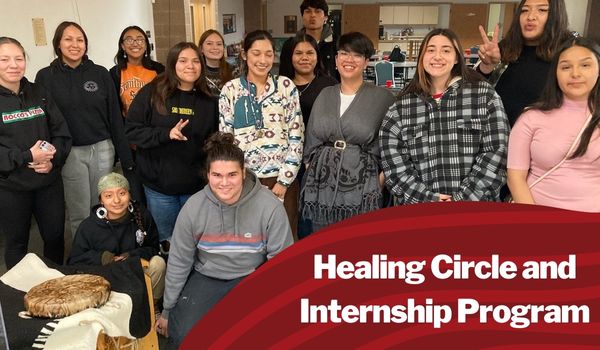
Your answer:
[129,201,147,246]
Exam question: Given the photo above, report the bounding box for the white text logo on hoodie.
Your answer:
[2,107,45,124]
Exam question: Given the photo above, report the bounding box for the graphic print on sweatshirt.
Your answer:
[2,106,45,124]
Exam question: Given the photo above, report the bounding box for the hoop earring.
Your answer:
[96,206,107,219]
[128,202,134,213]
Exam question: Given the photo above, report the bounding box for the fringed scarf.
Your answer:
[301,144,382,226]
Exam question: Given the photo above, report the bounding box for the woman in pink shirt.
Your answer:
[507,37,600,212]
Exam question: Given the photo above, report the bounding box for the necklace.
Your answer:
[295,78,314,96]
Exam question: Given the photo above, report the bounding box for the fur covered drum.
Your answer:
[24,274,111,318]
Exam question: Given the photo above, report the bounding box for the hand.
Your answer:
[28,160,53,174]
[477,24,501,73]
[113,254,128,262]
[155,315,169,337]
[169,119,189,141]
[438,194,452,202]
[378,172,385,189]
[29,140,56,163]
[271,183,287,201]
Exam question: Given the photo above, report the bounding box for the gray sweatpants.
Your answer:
[62,139,114,237]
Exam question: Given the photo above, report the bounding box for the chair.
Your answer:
[96,259,159,349]
[374,61,395,88]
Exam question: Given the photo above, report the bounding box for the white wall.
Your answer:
[267,0,300,38]
[217,0,245,45]
[0,0,155,80]
[565,0,589,34]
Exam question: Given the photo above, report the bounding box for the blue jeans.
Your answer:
[143,186,191,242]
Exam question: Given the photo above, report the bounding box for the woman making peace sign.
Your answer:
[126,42,218,247]
[476,0,572,126]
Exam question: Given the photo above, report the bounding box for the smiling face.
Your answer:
[121,28,147,62]
[175,47,202,90]
[556,45,599,102]
[292,41,317,77]
[201,32,225,67]
[0,43,26,92]
[243,39,274,82]
[519,0,549,45]
[100,187,131,220]
[59,25,86,67]
[208,160,245,205]
[335,49,367,82]
[422,34,458,91]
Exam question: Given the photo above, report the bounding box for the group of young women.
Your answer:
[1,0,598,346]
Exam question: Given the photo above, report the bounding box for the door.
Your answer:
[449,4,489,51]
[343,4,380,48]
[190,0,214,43]
[502,3,517,37]
[586,0,600,43]
[244,0,264,33]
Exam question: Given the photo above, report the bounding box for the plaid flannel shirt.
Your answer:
[379,78,509,204]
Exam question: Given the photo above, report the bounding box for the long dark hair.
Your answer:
[52,21,88,61]
[500,0,571,63]
[289,33,325,79]
[241,30,275,76]
[151,42,209,114]
[402,28,483,96]
[114,25,155,70]
[202,132,245,180]
[198,29,234,83]
[531,37,600,158]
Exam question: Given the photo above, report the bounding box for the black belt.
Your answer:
[324,140,368,151]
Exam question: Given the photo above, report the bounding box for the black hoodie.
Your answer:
[68,203,160,265]
[0,78,71,191]
[35,57,134,168]
[125,82,218,195]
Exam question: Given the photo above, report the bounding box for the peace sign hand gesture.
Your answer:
[477,24,501,74]
[169,119,189,141]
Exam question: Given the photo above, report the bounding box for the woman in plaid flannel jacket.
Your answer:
[379,29,510,204]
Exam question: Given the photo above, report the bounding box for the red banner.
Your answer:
[182,202,600,349]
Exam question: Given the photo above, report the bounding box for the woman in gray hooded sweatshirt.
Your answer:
[155,132,293,346]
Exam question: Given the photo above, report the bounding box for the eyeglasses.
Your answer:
[123,38,145,45]
[337,50,365,61]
